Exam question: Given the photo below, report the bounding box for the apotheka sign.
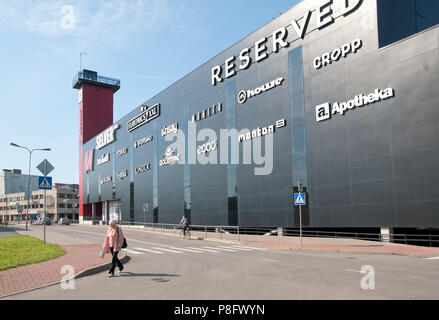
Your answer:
[316,88,395,122]
[211,0,363,85]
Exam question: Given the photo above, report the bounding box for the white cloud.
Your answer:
[0,0,184,42]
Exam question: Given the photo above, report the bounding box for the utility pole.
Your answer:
[10,143,51,231]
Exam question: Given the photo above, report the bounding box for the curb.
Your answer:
[0,253,131,299]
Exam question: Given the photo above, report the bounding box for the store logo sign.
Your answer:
[128,103,160,132]
[84,149,94,173]
[197,141,218,155]
[117,147,128,157]
[96,124,120,150]
[316,88,395,122]
[135,136,153,149]
[101,176,112,185]
[313,39,362,69]
[159,147,181,167]
[161,123,178,137]
[117,170,128,180]
[192,103,222,122]
[211,0,364,86]
[239,119,287,142]
[237,77,284,104]
[97,153,110,166]
[136,163,151,174]
[316,103,331,122]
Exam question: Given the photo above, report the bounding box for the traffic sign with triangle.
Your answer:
[294,193,306,206]
[39,176,52,190]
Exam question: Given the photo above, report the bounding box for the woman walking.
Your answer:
[102,219,125,277]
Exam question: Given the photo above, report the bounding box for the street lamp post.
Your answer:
[10,143,50,231]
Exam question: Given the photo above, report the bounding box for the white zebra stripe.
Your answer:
[134,247,164,254]
[168,247,203,253]
[151,247,184,253]
[186,247,219,253]
[122,249,143,255]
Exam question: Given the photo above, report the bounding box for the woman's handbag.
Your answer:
[117,226,128,249]
[99,249,105,259]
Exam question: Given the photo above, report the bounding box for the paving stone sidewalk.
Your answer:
[0,243,116,298]
[239,238,439,257]
[0,226,125,298]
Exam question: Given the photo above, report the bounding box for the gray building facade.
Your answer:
[0,169,40,196]
[80,0,439,229]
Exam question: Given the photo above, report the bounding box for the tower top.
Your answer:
[73,69,120,93]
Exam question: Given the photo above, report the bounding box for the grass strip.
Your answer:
[0,235,66,271]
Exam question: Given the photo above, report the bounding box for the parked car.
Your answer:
[37,217,52,225]
[58,217,70,226]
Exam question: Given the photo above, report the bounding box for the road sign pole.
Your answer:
[299,205,303,248]
[44,189,46,244]
[297,180,304,249]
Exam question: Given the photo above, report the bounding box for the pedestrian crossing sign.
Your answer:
[39,176,52,190]
[294,193,306,206]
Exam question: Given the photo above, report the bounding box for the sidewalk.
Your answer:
[238,236,439,257]
[0,226,125,298]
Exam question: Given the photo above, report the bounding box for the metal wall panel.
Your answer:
[81,0,439,228]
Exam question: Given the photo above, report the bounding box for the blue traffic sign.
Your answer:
[39,176,52,190]
[294,193,306,206]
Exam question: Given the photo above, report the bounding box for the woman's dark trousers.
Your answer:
[109,247,123,274]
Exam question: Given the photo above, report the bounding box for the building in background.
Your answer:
[0,183,79,223]
[74,0,439,238]
[0,169,40,195]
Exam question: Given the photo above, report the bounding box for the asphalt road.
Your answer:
[0,226,17,238]
[4,224,439,300]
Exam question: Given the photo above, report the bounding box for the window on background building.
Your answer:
[378,0,439,47]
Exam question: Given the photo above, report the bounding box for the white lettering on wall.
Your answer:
[313,39,362,69]
[161,123,178,137]
[97,153,110,166]
[96,124,120,150]
[211,0,364,86]
[316,88,395,122]
[237,77,284,104]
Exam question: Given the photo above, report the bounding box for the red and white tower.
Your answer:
[73,70,120,223]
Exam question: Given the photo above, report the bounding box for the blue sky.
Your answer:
[0,0,300,184]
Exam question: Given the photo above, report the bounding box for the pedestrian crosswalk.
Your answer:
[122,244,267,256]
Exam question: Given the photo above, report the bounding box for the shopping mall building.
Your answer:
[73,0,439,234]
